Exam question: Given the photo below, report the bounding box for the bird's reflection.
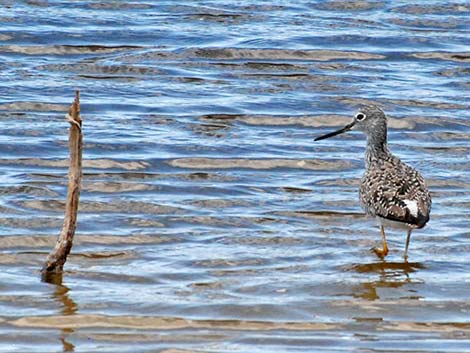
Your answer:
[349,261,426,301]
[42,272,77,352]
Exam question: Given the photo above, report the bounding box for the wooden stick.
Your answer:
[42,90,82,276]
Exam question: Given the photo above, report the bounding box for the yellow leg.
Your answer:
[404,229,412,261]
[373,225,389,258]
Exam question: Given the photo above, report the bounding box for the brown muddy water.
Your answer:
[0,1,470,352]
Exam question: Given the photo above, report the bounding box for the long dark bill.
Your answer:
[314,121,355,141]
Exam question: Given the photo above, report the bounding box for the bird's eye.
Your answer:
[356,113,366,121]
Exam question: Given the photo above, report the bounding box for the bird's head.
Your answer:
[315,105,387,141]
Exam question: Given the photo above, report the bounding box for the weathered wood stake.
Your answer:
[42,90,82,277]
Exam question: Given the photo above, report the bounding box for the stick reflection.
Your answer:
[43,273,77,352]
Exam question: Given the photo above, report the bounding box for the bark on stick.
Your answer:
[42,90,82,276]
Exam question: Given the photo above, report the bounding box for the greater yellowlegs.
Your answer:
[315,105,431,259]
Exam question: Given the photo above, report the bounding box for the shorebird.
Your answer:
[315,105,431,260]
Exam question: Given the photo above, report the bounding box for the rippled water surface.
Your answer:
[1,1,470,352]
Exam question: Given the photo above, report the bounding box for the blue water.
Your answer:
[0,1,469,352]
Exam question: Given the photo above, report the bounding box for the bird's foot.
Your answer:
[372,246,389,258]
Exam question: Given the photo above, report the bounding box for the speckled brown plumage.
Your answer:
[360,148,431,229]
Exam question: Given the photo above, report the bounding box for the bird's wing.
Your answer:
[360,160,431,228]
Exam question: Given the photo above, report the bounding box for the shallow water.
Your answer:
[0,1,470,352]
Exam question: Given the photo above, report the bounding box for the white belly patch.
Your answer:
[403,200,419,217]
